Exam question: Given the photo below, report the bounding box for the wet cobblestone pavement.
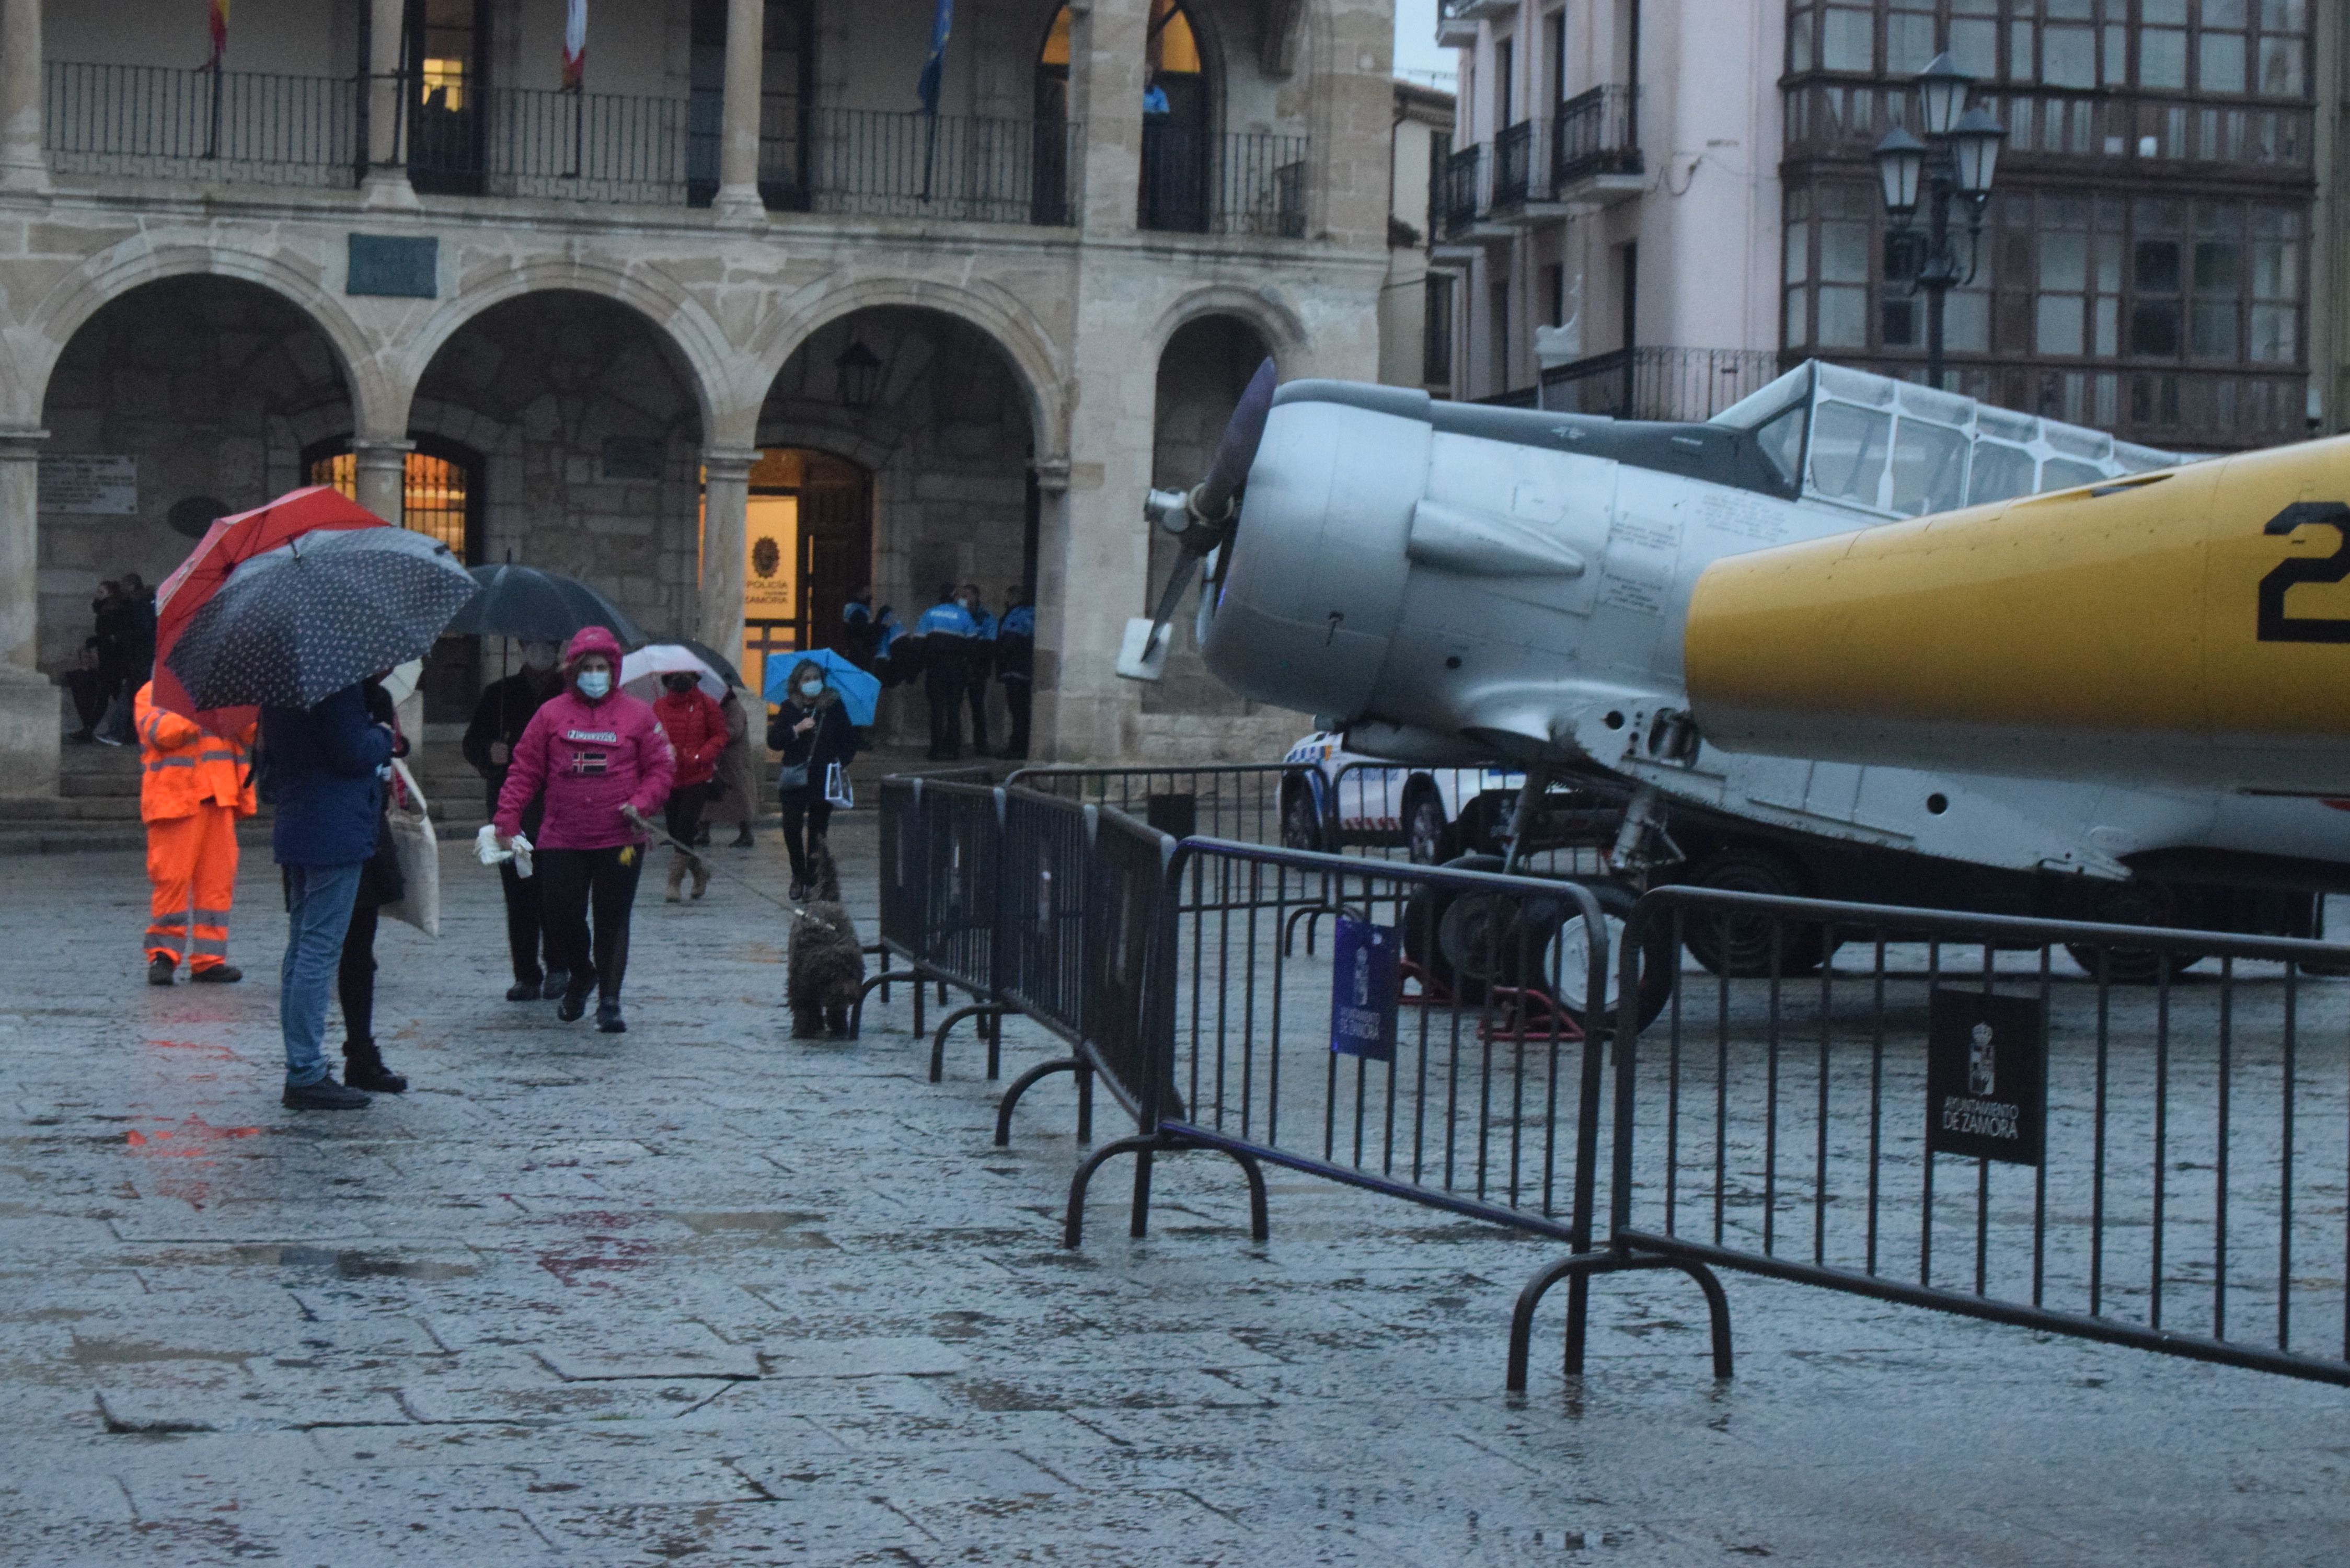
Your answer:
[3,818,2346,1565]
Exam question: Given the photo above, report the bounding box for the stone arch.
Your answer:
[11,241,381,433]
[746,275,1067,460]
[1143,284,1308,378]
[392,257,749,446]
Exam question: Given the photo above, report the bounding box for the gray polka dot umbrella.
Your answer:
[164,527,480,711]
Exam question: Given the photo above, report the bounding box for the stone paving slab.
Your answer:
[1,820,2347,1565]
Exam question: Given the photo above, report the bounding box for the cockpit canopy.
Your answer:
[1710,361,2187,522]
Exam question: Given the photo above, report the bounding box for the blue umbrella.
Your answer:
[764,647,881,725]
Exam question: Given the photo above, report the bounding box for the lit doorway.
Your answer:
[711,448,871,700]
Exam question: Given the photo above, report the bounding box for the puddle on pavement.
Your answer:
[669,1211,835,1249]
[71,1336,250,1368]
[235,1244,479,1281]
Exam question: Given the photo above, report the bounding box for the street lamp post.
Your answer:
[1872,54,2007,389]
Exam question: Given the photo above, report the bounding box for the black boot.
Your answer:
[595,1000,626,1034]
[343,1039,408,1094]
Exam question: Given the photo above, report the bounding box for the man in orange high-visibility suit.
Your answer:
[137,681,257,986]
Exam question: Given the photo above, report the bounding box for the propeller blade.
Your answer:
[1192,358,1277,523]
[1116,541,1208,681]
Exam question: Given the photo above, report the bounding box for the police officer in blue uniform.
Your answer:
[996,584,1035,759]
[913,584,977,759]
[959,584,996,757]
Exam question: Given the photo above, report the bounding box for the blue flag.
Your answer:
[917,0,953,115]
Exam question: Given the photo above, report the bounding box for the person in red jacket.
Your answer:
[494,626,675,1034]
[651,671,728,902]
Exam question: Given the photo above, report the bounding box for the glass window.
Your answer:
[2043,24,2094,87]
[1950,16,1996,78]
[2038,296,2086,356]
[2256,36,2303,96]
[2102,24,2128,86]
[2007,19,2033,80]
[1886,11,1934,74]
[1968,442,2036,505]
[1789,4,1814,73]
[1808,402,1892,509]
[1822,4,1872,71]
[2042,458,2106,490]
[2192,216,2241,361]
[1946,285,1990,353]
[2199,30,2247,94]
[1755,403,1807,487]
[1889,418,1969,516]
[2140,27,2187,89]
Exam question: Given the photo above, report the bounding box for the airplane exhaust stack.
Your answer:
[1684,436,2350,797]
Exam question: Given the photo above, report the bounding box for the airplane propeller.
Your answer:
[1118,357,1277,681]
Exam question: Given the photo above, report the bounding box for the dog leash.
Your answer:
[618,809,823,926]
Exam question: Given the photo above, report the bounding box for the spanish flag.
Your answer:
[561,0,586,91]
[207,0,228,67]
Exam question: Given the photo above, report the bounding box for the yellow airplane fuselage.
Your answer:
[1686,435,2350,797]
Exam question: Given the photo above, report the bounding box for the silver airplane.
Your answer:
[1118,359,2346,990]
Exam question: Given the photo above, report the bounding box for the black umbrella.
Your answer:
[443,562,645,647]
[669,636,745,690]
[165,527,480,711]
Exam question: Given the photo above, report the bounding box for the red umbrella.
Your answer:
[153,486,389,730]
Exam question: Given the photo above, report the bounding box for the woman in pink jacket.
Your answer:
[495,625,674,1033]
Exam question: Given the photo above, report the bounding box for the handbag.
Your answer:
[378,758,442,938]
[823,760,855,809]
[777,762,809,793]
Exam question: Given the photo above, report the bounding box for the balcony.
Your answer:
[1137,128,1308,238]
[1552,85,1643,201]
[767,108,1080,226]
[1533,346,1786,420]
[1434,142,1517,255]
[1435,0,1482,48]
[45,61,358,189]
[1783,79,2313,181]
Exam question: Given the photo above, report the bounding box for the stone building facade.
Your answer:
[0,0,1397,797]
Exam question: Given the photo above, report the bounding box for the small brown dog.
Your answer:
[787,838,865,1038]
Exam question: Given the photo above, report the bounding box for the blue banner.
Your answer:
[917,0,954,115]
[1330,916,1399,1063]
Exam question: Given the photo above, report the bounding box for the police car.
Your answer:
[1278,732,1523,863]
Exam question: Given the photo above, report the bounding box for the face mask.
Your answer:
[522,644,558,672]
[575,670,612,700]
[799,680,824,699]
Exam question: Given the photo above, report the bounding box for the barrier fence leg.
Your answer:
[995,1056,1083,1146]
[1130,1146,1155,1238]
[1063,1135,1162,1248]
[930,1004,1013,1083]
[1506,1252,1737,1393]
[849,966,904,1038]
[1076,1062,1093,1144]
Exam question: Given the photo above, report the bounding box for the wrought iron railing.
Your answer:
[44,61,359,186]
[1553,84,1642,186]
[409,86,692,204]
[1441,143,1483,236]
[1784,79,2313,176]
[1139,127,1309,237]
[1525,347,1786,421]
[1493,118,1539,206]
[790,108,1079,225]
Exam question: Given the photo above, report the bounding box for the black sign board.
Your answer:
[1926,988,2045,1166]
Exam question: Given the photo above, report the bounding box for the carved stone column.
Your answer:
[0,429,57,797]
[1067,0,1148,233]
[0,0,49,193]
[698,448,759,655]
[362,0,415,204]
[713,0,767,224]
[352,439,412,529]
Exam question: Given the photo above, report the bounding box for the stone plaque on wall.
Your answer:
[38,454,136,515]
[347,234,439,298]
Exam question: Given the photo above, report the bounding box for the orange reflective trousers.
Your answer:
[145,803,240,972]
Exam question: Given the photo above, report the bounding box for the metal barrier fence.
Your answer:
[1576,887,2350,1389]
[46,61,360,186]
[1005,763,1308,846]
[870,774,2350,1394]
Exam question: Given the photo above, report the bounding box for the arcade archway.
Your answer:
[1145,312,1269,719]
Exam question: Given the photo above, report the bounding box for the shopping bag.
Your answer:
[380,757,442,938]
[823,760,855,809]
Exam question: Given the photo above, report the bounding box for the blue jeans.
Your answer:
[280,862,363,1087]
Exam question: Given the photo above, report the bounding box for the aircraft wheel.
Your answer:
[2065,882,2201,983]
[1280,785,1323,853]
[1401,861,1673,1030]
[1679,846,1829,978]
[1523,880,1677,1035]
[1402,855,1504,1002]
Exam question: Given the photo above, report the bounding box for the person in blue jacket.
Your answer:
[996,585,1036,759]
[913,584,977,759]
[959,584,997,757]
[262,679,397,1110]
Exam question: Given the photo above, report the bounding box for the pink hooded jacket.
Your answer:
[494,626,675,851]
